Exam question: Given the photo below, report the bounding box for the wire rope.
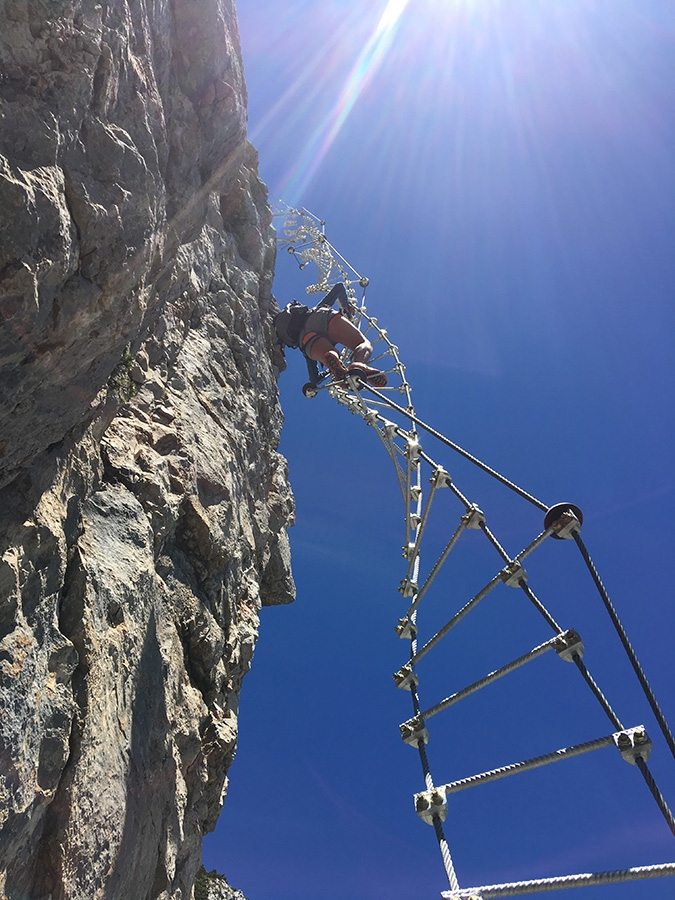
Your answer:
[441,864,675,899]
[573,531,675,761]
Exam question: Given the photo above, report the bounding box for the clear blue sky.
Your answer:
[203,2,675,898]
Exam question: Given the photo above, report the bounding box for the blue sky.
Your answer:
[203,2,675,898]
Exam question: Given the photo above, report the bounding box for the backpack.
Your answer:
[274,300,311,348]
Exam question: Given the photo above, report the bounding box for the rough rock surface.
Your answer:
[0,1,293,898]
[194,866,248,900]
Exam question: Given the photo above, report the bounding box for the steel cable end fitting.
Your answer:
[414,786,448,825]
[544,502,584,540]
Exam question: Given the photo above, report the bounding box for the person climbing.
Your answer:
[274,283,387,387]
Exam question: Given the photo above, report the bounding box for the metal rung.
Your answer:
[441,732,625,795]
[409,573,503,666]
[441,862,675,898]
[416,636,559,722]
[403,519,468,620]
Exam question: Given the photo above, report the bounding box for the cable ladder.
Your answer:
[275,206,675,899]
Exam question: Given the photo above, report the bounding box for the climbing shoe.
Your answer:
[323,349,349,382]
[347,362,388,387]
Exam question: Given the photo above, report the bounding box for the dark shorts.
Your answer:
[300,308,341,357]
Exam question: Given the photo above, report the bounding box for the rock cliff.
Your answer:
[0,1,293,898]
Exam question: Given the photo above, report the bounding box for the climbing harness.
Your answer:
[274,280,357,392]
[274,205,675,898]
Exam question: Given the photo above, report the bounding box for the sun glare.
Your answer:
[377,0,410,33]
[280,0,411,204]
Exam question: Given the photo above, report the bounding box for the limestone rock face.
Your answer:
[194,866,248,900]
[0,1,293,898]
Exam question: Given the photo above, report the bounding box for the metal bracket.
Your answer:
[442,895,483,900]
[402,543,417,560]
[462,504,486,530]
[431,466,452,488]
[414,786,448,825]
[500,561,527,588]
[410,485,422,502]
[614,726,652,765]
[400,715,429,746]
[399,579,418,598]
[393,663,419,691]
[395,617,418,640]
[544,502,584,540]
[382,419,398,440]
[554,628,584,662]
[405,437,422,460]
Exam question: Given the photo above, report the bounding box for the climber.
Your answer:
[274,283,387,387]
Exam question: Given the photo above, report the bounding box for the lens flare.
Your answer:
[281,0,411,205]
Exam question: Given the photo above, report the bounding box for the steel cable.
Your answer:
[365,386,548,511]
[573,531,675,761]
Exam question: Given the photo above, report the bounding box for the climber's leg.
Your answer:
[327,315,373,363]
